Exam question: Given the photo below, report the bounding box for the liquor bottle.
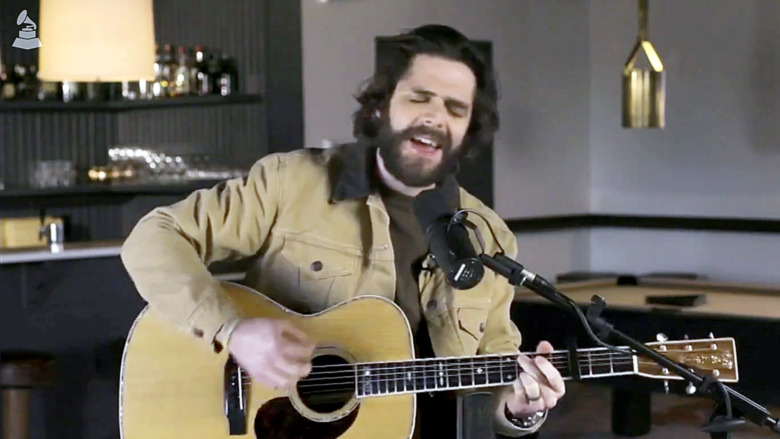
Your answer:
[191,46,211,96]
[206,54,222,95]
[3,64,27,100]
[172,46,191,96]
[217,56,239,96]
[0,62,8,100]
[160,44,178,97]
[151,44,164,98]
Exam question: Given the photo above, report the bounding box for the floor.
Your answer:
[538,382,778,439]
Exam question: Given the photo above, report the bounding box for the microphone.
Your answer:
[413,189,484,289]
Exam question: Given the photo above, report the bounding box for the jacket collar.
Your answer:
[329,140,460,209]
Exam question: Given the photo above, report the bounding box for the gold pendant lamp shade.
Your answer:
[622,0,665,128]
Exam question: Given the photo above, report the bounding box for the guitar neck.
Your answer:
[354,347,635,398]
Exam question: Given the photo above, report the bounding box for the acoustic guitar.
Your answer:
[119,281,738,438]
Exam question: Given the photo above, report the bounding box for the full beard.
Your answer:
[376,124,463,188]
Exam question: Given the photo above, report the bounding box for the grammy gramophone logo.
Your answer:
[12,10,43,50]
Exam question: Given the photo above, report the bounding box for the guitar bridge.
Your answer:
[224,356,247,435]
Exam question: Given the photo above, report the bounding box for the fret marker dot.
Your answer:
[477,368,483,374]
[507,375,513,380]
[365,370,371,376]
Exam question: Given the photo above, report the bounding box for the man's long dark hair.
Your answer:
[352,24,500,159]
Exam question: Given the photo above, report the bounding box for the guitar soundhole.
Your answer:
[296,354,355,414]
[253,353,359,439]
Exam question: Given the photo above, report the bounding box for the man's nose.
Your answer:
[420,111,445,130]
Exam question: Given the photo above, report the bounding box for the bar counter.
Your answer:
[0,241,244,281]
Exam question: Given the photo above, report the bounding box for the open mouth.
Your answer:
[408,134,442,156]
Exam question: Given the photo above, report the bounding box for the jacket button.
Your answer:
[310,261,323,272]
[193,328,204,338]
[479,322,486,332]
[426,299,437,310]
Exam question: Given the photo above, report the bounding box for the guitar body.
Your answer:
[120,282,416,439]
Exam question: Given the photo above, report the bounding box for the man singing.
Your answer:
[121,24,565,438]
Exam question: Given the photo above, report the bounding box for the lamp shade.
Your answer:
[621,0,665,129]
[37,0,156,82]
[622,41,665,128]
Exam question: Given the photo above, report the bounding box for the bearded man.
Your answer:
[121,24,565,439]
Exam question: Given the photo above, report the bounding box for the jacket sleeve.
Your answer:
[477,225,547,437]
[120,153,283,352]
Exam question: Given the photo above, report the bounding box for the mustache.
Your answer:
[402,126,451,149]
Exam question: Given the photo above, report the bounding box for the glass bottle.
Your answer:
[191,46,211,96]
[172,46,191,96]
[160,44,178,97]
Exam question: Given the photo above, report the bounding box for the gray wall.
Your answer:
[589,0,780,218]
[588,0,780,282]
[302,0,780,283]
[301,0,593,279]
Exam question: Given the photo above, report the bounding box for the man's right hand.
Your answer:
[227,318,316,390]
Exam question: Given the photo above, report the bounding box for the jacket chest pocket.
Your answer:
[280,234,360,310]
[452,288,492,354]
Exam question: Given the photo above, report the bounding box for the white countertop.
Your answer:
[0,240,124,264]
[0,240,245,281]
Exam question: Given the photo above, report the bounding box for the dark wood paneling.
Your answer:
[0,111,115,186]
[264,0,303,153]
[152,0,266,94]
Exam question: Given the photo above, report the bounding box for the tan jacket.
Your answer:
[120,142,539,436]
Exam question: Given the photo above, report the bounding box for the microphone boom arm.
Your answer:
[479,252,780,437]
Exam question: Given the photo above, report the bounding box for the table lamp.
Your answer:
[622,0,666,129]
[36,0,156,82]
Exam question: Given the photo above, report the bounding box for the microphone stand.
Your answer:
[479,252,780,438]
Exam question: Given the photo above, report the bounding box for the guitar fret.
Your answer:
[388,362,396,394]
[447,359,459,388]
[588,351,593,377]
[474,357,487,385]
[504,356,517,383]
[379,364,388,394]
[487,357,502,384]
[425,360,435,390]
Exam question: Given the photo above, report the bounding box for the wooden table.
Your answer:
[510,276,780,436]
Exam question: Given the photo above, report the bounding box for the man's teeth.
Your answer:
[413,136,439,148]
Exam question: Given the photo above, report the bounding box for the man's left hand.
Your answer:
[506,340,566,416]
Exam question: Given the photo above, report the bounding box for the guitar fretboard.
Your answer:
[354,348,634,398]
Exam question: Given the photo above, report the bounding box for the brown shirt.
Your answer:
[380,183,456,439]
[380,183,428,336]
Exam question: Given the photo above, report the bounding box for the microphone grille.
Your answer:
[413,189,451,229]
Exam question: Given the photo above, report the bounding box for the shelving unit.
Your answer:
[0,93,263,113]
[0,179,224,198]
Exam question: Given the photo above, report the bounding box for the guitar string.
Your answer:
[236,352,711,385]
[292,358,692,394]
[292,357,633,380]
[294,360,634,393]
[238,359,641,388]
[240,358,721,392]
[237,354,635,381]
[236,356,630,380]
[236,347,719,373]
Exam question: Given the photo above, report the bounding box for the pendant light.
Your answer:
[622,0,665,128]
